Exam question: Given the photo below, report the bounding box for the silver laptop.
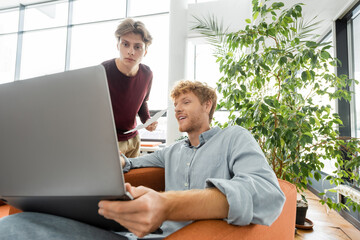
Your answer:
[0,65,132,231]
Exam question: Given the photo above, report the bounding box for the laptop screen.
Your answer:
[0,65,126,197]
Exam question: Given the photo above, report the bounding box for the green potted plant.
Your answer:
[192,0,360,215]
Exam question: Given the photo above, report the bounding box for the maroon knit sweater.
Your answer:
[102,59,153,141]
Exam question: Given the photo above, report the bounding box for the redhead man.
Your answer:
[0,81,285,239]
[99,80,286,237]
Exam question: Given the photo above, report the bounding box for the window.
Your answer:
[127,0,169,17]
[0,8,19,84]
[188,0,217,3]
[350,8,360,139]
[314,33,337,175]
[20,28,67,79]
[336,3,360,226]
[134,14,170,141]
[69,20,119,70]
[72,0,126,24]
[23,1,68,31]
[0,34,17,84]
[0,8,18,34]
[348,5,360,182]
[136,14,169,110]
[190,42,220,87]
[187,40,230,125]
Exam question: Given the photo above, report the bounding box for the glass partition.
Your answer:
[0,34,17,84]
[0,8,19,34]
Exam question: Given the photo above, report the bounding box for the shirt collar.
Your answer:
[184,126,221,148]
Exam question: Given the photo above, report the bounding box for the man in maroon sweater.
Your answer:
[102,18,157,158]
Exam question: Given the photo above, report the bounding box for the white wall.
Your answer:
[166,0,188,145]
[187,0,252,38]
[186,0,358,40]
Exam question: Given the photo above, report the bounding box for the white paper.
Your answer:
[123,108,167,134]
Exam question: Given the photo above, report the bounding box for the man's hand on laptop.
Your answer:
[98,183,166,238]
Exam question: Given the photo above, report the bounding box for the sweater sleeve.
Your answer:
[206,129,286,226]
[138,74,153,124]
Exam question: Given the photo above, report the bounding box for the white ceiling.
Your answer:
[0,0,50,9]
[0,0,358,38]
[0,0,357,15]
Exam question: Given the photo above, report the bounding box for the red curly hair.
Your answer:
[170,80,217,123]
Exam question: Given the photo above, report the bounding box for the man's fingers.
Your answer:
[98,185,162,238]
[98,202,157,237]
[126,184,153,199]
[98,200,134,223]
[111,212,160,238]
[98,185,153,216]
[125,183,132,193]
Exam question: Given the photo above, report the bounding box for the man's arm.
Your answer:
[205,127,286,226]
[120,148,165,172]
[138,76,152,124]
[98,183,229,238]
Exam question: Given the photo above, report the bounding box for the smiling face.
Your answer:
[174,91,212,135]
[117,33,147,71]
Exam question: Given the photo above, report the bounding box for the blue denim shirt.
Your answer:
[123,126,285,236]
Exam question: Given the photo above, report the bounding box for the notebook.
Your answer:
[0,65,132,231]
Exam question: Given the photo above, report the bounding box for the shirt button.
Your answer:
[184,183,188,187]
[186,162,190,166]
